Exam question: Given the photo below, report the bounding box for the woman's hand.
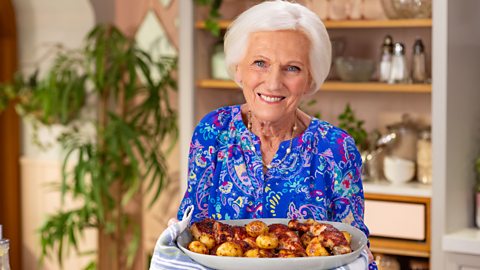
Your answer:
[364,246,374,263]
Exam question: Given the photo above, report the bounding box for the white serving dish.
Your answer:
[177,218,368,270]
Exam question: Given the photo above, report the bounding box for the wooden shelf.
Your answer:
[370,238,430,258]
[195,19,432,30]
[325,19,432,29]
[197,79,432,93]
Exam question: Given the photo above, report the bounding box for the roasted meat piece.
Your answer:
[268,223,289,234]
[232,226,248,240]
[289,220,352,255]
[287,219,310,233]
[277,249,307,258]
[190,218,215,240]
[242,237,258,250]
[269,224,305,252]
[311,223,352,255]
[277,231,304,252]
[214,221,234,244]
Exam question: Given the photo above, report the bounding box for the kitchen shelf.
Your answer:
[195,19,432,30]
[197,79,432,93]
[369,238,430,258]
[364,181,432,198]
[442,228,480,256]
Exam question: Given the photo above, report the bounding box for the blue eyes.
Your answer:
[254,60,266,68]
[252,60,301,72]
[287,66,300,72]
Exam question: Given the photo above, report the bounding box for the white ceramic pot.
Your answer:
[384,156,415,184]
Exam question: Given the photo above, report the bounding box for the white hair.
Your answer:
[224,0,332,94]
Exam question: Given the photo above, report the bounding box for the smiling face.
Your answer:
[235,30,312,124]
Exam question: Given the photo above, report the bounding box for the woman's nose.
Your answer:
[265,68,282,91]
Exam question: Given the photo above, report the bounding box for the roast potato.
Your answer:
[255,233,279,249]
[199,233,216,249]
[244,248,261,258]
[342,231,352,244]
[188,240,209,254]
[245,220,268,238]
[306,239,329,257]
[216,241,243,257]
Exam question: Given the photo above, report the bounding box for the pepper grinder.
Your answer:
[379,35,393,82]
[412,38,427,83]
[388,42,409,84]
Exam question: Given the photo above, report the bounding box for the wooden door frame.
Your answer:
[0,0,21,269]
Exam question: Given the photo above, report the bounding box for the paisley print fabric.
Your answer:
[177,105,370,238]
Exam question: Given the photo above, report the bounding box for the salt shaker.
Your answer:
[412,38,427,83]
[388,42,409,83]
[379,35,393,82]
[0,225,11,270]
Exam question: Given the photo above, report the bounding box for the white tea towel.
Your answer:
[149,206,368,270]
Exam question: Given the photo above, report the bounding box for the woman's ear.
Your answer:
[234,65,242,84]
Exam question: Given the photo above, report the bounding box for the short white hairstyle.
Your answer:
[224,0,332,94]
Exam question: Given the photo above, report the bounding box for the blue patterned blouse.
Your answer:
[178,105,377,269]
[178,104,370,236]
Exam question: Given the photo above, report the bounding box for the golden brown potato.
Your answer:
[245,220,268,238]
[306,240,329,257]
[215,241,243,257]
[199,233,216,249]
[256,233,279,249]
[342,231,352,244]
[188,240,209,254]
[244,248,261,258]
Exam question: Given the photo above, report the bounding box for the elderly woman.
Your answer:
[176,0,376,269]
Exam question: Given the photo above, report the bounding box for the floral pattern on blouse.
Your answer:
[177,105,370,238]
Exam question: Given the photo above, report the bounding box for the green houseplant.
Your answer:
[194,0,223,36]
[0,25,177,270]
[338,103,368,151]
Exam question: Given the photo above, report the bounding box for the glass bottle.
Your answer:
[475,158,480,228]
[379,35,394,82]
[416,126,432,184]
[210,42,229,80]
[388,42,409,83]
[0,225,11,270]
[412,38,427,83]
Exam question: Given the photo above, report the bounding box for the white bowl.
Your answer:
[177,218,368,270]
[383,156,415,183]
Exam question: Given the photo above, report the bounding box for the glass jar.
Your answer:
[375,254,400,270]
[210,42,230,80]
[416,126,432,184]
[0,226,11,270]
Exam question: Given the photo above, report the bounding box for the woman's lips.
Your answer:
[257,93,285,103]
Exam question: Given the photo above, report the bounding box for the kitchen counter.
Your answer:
[443,228,480,255]
[364,180,432,198]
